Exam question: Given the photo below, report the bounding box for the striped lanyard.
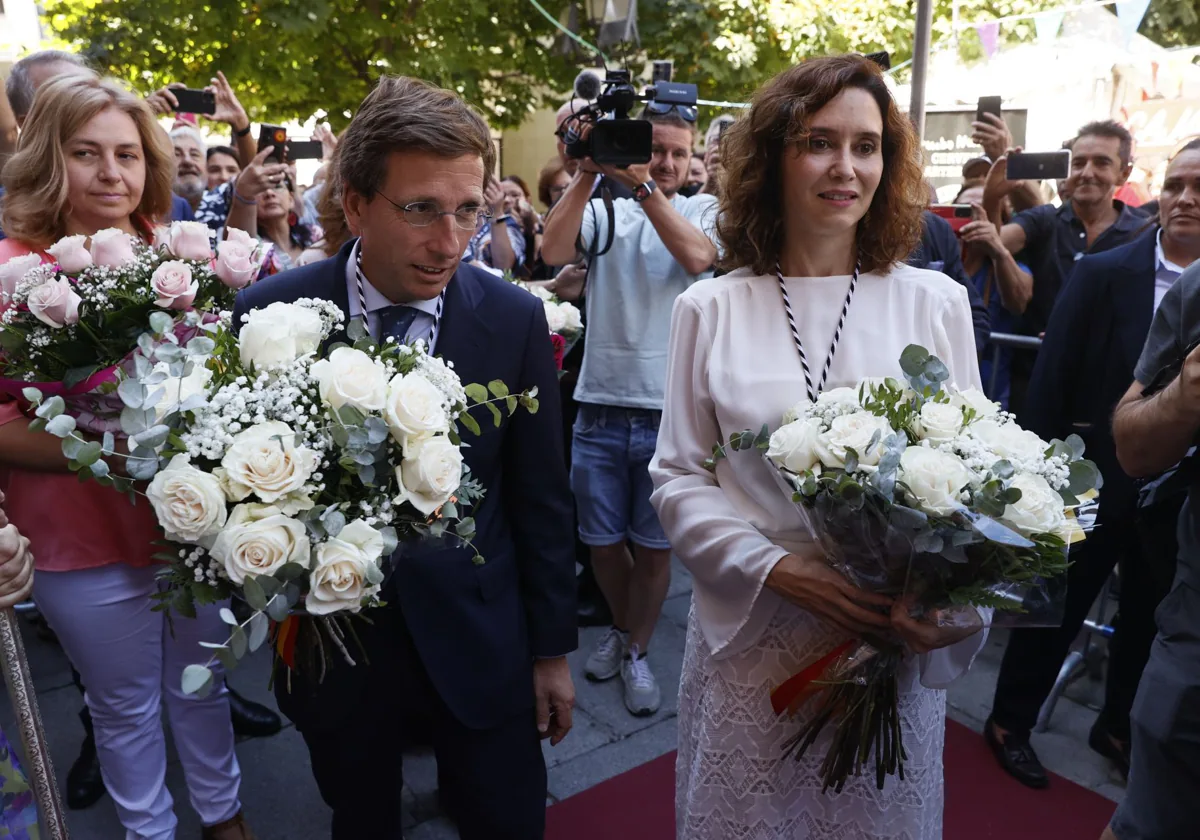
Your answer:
[774,261,860,403]
[354,239,444,346]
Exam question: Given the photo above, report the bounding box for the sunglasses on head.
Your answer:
[642,101,698,123]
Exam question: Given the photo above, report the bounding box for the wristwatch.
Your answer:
[632,180,658,203]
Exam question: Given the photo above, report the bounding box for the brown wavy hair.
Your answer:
[1,75,174,248]
[716,55,926,275]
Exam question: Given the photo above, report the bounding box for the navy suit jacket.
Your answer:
[908,211,991,354]
[1024,227,1159,514]
[232,242,578,729]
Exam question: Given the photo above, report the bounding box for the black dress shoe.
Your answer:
[984,717,1050,790]
[1088,718,1131,779]
[228,688,283,738]
[66,728,106,810]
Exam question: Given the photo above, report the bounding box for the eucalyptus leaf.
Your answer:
[970,514,1036,547]
[275,563,308,582]
[347,318,369,341]
[359,464,376,485]
[63,365,101,390]
[266,596,291,622]
[120,406,153,436]
[219,607,238,626]
[337,405,366,427]
[242,576,267,611]
[520,397,540,414]
[178,394,208,412]
[134,355,152,379]
[102,431,116,456]
[186,336,216,356]
[214,647,238,672]
[137,333,157,357]
[126,449,159,481]
[442,501,458,519]
[156,344,184,364]
[365,417,389,446]
[899,345,930,377]
[90,459,111,480]
[380,526,399,557]
[45,414,77,437]
[992,460,1015,480]
[61,436,85,460]
[181,664,214,697]
[76,441,103,467]
[331,425,350,447]
[149,311,174,336]
[230,625,248,659]
[464,383,489,403]
[34,395,65,420]
[258,576,282,599]
[922,357,949,383]
[347,428,370,450]
[458,411,481,436]
[487,380,509,399]
[134,424,171,451]
[486,402,502,427]
[20,387,42,404]
[323,510,346,538]
[456,516,476,539]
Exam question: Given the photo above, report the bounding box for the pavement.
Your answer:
[3,557,1125,839]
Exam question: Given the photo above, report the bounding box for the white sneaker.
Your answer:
[621,645,661,716]
[584,627,626,682]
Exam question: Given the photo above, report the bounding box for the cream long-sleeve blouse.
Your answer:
[649,263,987,682]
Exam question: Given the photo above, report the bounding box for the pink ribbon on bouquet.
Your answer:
[0,364,120,401]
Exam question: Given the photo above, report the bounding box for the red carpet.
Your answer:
[546,720,1117,839]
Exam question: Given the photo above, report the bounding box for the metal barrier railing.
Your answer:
[985,332,1042,401]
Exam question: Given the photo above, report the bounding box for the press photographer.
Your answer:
[541,71,718,717]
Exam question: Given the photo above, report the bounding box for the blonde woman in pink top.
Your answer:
[0,75,251,840]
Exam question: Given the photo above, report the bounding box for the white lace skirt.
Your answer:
[676,601,946,840]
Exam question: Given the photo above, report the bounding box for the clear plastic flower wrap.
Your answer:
[710,344,1100,793]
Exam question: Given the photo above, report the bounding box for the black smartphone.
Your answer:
[864,51,891,70]
[285,140,324,160]
[172,87,216,115]
[1006,150,1071,181]
[718,120,729,139]
[651,60,673,84]
[258,124,288,164]
[976,95,1002,123]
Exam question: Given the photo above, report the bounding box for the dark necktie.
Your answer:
[378,304,419,343]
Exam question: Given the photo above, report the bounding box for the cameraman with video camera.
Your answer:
[542,79,718,717]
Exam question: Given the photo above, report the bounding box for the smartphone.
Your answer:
[651,60,673,84]
[864,51,891,71]
[285,140,324,160]
[976,95,1002,123]
[172,88,216,115]
[718,120,729,139]
[930,204,973,233]
[258,124,288,164]
[1006,150,1071,181]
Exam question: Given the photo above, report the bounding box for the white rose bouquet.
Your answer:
[504,274,583,373]
[711,344,1101,793]
[0,223,264,433]
[24,298,537,696]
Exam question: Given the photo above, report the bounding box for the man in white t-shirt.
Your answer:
[542,109,719,716]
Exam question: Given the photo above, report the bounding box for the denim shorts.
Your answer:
[570,404,670,550]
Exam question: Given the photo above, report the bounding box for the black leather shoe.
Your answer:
[984,717,1049,789]
[228,688,282,738]
[66,728,106,810]
[1088,718,1130,779]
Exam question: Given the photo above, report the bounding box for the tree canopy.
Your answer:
[41,0,1199,129]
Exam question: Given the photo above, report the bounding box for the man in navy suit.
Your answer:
[984,140,1200,789]
[232,76,578,839]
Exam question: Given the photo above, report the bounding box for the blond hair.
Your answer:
[0,75,175,247]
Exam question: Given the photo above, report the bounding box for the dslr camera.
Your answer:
[560,69,698,167]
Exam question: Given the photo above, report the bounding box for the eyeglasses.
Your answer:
[643,101,698,123]
[377,195,491,230]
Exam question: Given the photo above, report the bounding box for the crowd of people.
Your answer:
[0,41,1196,840]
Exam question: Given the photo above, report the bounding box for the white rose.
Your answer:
[26,277,82,328]
[146,454,228,544]
[970,419,1049,463]
[766,418,824,473]
[149,360,213,422]
[0,254,43,300]
[238,301,325,369]
[951,386,1001,419]
[47,235,93,273]
[161,221,213,261]
[781,399,814,424]
[394,435,463,515]
[210,503,310,585]
[219,421,319,505]
[384,372,449,450]
[815,387,863,413]
[814,412,894,468]
[524,283,554,302]
[543,299,568,333]
[309,347,388,413]
[306,520,386,616]
[899,446,977,516]
[1002,473,1068,538]
[89,228,137,268]
[560,301,583,332]
[916,401,965,443]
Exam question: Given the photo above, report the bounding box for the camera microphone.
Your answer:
[573,70,603,102]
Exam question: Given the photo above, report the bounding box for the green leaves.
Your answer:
[181,664,214,698]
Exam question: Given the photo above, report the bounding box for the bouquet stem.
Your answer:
[780,647,906,793]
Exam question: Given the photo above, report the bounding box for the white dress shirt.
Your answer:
[1155,228,1187,314]
[344,239,442,352]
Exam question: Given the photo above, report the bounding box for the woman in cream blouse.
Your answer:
[650,56,988,839]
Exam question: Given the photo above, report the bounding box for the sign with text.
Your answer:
[922,109,1029,201]
[1123,98,1200,163]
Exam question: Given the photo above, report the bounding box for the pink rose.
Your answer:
[215,239,260,290]
[27,277,82,328]
[0,254,43,300]
[224,228,257,249]
[162,221,213,262]
[151,260,198,310]
[89,229,137,269]
[47,235,93,274]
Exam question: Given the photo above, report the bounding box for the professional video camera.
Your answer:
[560,69,699,167]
